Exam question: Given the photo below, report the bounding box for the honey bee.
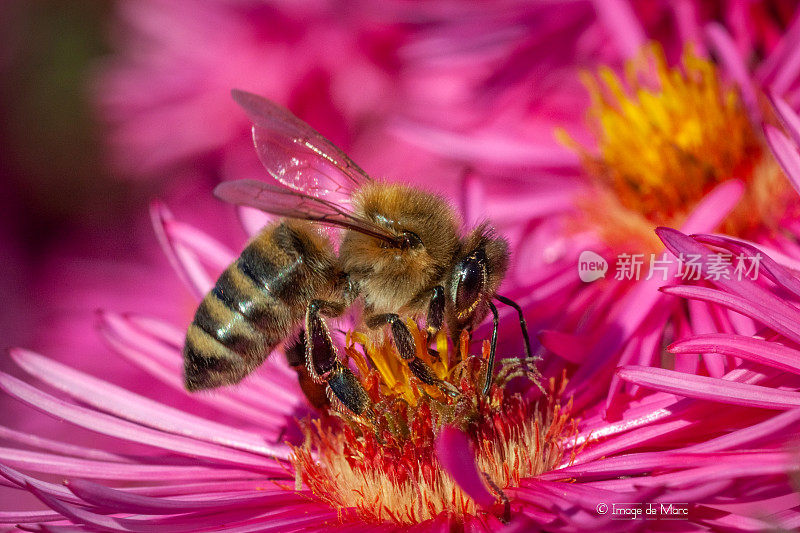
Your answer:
[183,90,532,417]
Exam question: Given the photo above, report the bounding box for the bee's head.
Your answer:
[446,223,509,330]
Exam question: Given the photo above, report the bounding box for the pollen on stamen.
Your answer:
[288,325,574,525]
[557,43,791,249]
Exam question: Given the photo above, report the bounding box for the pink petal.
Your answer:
[687,300,725,377]
[620,305,673,402]
[25,486,134,533]
[65,479,300,514]
[21,524,85,533]
[0,463,82,503]
[164,219,236,270]
[617,365,800,409]
[769,35,800,96]
[98,312,298,429]
[604,329,649,416]
[769,93,800,146]
[510,485,614,529]
[517,478,630,508]
[543,450,716,481]
[764,125,800,194]
[0,510,63,524]
[28,483,293,533]
[680,180,744,233]
[671,0,704,54]
[704,513,786,532]
[573,414,691,466]
[706,23,759,119]
[661,285,800,344]
[567,182,744,402]
[591,0,646,59]
[755,9,800,83]
[435,425,495,508]
[9,349,288,460]
[537,330,588,364]
[0,371,284,470]
[485,188,580,225]
[237,206,272,237]
[122,479,280,496]
[656,228,800,342]
[390,120,579,168]
[669,333,800,374]
[684,409,800,452]
[0,449,251,482]
[0,425,127,463]
[692,233,800,298]
[150,201,213,299]
[592,451,795,490]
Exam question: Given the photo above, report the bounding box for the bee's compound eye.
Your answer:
[454,251,486,312]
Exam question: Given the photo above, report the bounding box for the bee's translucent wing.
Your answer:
[214,180,400,245]
[231,89,371,202]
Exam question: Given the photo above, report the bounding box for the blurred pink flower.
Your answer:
[94,0,617,203]
[2,201,800,530]
[95,0,402,180]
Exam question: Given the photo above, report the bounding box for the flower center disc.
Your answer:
[559,44,790,249]
[289,324,573,525]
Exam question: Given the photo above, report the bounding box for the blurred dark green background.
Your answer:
[4,2,118,242]
[0,2,158,349]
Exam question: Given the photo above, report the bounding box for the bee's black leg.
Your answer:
[423,286,445,361]
[325,364,374,419]
[365,313,417,361]
[284,331,329,410]
[481,301,499,396]
[425,286,445,338]
[366,313,459,397]
[305,300,372,417]
[495,294,532,360]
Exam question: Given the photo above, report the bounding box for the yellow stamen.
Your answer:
[558,43,789,249]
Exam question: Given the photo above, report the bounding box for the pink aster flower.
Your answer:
[390,2,800,413]
[2,198,800,531]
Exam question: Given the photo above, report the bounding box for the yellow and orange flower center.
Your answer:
[558,44,790,249]
[289,324,575,525]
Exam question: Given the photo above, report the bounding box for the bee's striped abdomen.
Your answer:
[183,220,337,391]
